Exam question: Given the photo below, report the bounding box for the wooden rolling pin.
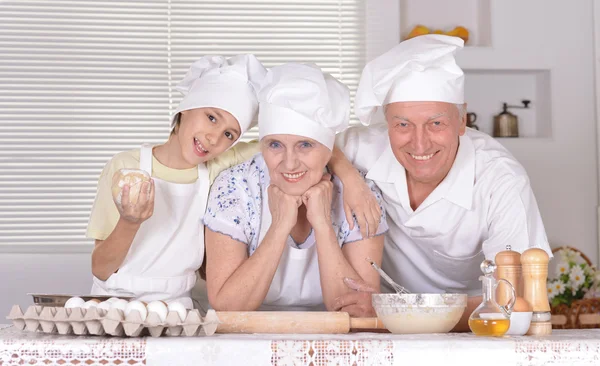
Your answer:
[214,312,386,334]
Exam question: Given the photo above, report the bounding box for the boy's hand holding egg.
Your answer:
[111,169,155,224]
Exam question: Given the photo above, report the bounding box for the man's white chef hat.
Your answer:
[172,54,266,142]
[355,34,465,125]
[257,63,350,150]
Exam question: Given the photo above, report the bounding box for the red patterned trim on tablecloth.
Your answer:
[270,339,394,366]
[514,338,600,364]
[0,334,146,365]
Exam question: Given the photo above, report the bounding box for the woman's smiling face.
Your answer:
[261,134,332,196]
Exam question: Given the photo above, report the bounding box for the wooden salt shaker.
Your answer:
[495,245,522,306]
[521,248,552,335]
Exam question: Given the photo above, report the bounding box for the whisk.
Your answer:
[366,258,410,294]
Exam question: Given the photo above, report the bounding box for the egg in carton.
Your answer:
[101,308,126,337]
[69,306,90,335]
[83,307,106,336]
[143,301,170,337]
[6,298,220,337]
[120,300,208,337]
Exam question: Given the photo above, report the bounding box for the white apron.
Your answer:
[367,141,485,296]
[336,126,550,296]
[257,185,328,311]
[92,144,209,308]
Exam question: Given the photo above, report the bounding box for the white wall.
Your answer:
[1,0,598,315]
[392,0,598,264]
[478,0,598,263]
[0,251,92,316]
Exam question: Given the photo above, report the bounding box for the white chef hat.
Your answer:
[257,63,350,150]
[172,54,266,142]
[355,34,465,125]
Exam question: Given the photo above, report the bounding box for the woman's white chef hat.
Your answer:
[257,63,350,150]
[355,34,465,125]
[171,54,266,142]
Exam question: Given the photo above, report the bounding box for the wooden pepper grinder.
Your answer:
[521,248,552,335]
[495,245,522,306]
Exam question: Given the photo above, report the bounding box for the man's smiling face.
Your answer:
[385,101,466,186]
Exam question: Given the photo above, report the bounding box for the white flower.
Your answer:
[594,271,600,283]
[584,264,595,276]
[556,261,570,277]
[571,250,583,262]
[553,281,566,295]
[560,247,582,263]
[557,248,570,262]
[570,266,586,289]
[547,282,557,300]
[275,341,308,366]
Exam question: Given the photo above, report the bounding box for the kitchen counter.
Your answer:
[1,324,599,365]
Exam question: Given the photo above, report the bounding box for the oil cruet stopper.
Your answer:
[468,260,516,337]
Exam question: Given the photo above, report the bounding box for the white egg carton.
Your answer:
[6,304,220,337]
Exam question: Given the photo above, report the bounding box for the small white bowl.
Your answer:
[506,311,533,336]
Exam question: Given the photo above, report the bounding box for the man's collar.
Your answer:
[440,134,475,210]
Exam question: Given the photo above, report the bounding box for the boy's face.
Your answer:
[177,108,241,165]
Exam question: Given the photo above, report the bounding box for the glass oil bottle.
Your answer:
[468,260,516,337]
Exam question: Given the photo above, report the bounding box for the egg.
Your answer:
[125,300,148,321]
[167,301,188,322]
[82,299,101,309]
[146,301,168,322]
[107,297,121,303]
[513,297,533,312]
[111,299,129,312]
[97,300,112,312]
[64,296,85,309]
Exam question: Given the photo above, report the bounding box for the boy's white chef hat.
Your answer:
[172,54,266,142]
[257,63,350,150]
[355,34,465,125]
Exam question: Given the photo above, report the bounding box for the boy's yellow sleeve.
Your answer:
[208,140,260,184]
[86,157,127,241]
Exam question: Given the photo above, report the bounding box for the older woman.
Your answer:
[203,63,388,316]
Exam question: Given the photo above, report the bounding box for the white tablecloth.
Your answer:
[1,325,600,365]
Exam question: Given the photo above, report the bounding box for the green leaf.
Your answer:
[551,298,561,307]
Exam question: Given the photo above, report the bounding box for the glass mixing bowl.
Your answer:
[372,293,468,334]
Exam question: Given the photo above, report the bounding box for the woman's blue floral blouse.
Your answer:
[203,153,388,255]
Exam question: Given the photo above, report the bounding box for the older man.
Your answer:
[331,34,551,330]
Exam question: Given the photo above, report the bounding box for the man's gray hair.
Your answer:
[456,104,466,119]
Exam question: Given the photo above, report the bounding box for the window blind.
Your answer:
[0,0,365,249]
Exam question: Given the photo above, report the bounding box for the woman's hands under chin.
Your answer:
[302,173,334,232]
[268,184,302,233]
